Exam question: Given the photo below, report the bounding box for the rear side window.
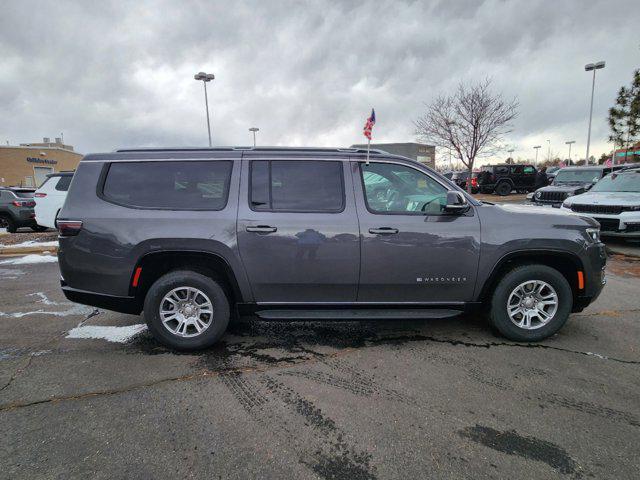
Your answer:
[55,176,72,191]
[250,160,344,212]
[102,161,232,210]
[495,166,509,174]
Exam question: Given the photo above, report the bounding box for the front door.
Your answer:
[354,161,480,303]
[237,158,360,303]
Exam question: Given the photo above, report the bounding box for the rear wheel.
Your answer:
[495,182,512,196]
[143,270,230,350]
[0,215,17,233]
[489,265,572,342]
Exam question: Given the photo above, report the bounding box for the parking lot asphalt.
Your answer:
[1,257,639,479]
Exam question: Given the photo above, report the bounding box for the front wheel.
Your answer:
[143,270,230,350]
[489,265,572,342]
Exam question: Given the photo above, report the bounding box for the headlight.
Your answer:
[585,228,600,243]
[565,192,573,198]
[562,201,571,209]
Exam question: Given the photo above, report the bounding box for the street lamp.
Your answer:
[533,145,542,166]
[249,127,259,147]
[546,139,551,163]
[194,71,215,147]
[507,148,515,161]
[584,61,605,165]
[565,140,575,164]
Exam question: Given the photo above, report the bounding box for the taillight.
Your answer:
[471,177,478,187]
[57,220,83,236]
[12,200,36,207]
[35,193,47,198]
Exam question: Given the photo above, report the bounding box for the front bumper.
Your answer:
[572,242,607,312]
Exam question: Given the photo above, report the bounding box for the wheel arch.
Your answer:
[131,250,245,309]
[478,249,584,305]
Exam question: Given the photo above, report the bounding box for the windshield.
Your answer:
[591,171,640,193]
[554,169,602,184]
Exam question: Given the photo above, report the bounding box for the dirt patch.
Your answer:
[606,254,640,279]
[0,231,57,246]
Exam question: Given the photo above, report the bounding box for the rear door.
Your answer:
[522,165,536,189]
[353,160,480,303]
[237,157,360,303]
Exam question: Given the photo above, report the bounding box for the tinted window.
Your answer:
[495,166,509,174]
[13,190,34,198]
[523,166,535,174]
[55,175,72,191]
[361,163,448,215]
[103,161,232,210]
[511,165,523,174]
[250,160,344,212]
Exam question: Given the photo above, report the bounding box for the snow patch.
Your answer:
[0,254,58,265]
[66,324,148,343]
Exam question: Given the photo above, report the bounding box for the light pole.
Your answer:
[584,61,605,165]
[565,140,575,164]
[507,148,515,162]
[249,127,259,147]
[546,139,551,163]
[194,71,215,147]
[533,145,541,166]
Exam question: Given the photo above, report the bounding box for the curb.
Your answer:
[0,245,58,256]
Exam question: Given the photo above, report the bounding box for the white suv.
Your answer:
[562,168,640,238]
[34,172,74,229]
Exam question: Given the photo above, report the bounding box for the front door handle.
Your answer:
[369,227,399,235]
[246,225,277,233]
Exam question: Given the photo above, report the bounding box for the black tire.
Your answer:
[143,270,230,351]
[495,182,512,196]
[31,225,48,232]
[489,264,572,342]
[0,215,17,233]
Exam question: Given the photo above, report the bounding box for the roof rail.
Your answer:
[113,146,391,155]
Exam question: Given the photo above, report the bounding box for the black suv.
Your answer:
[478,164,538,196]
[57,147,606,351]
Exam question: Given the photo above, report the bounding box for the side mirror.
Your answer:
[444,190,469,214]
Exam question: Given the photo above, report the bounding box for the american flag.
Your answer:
[363,109,376,140]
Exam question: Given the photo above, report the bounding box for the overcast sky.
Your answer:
[0,0,638,166]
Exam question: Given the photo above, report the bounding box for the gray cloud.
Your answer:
[0,0,638,165]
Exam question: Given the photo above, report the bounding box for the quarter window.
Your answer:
[55,176,72,191]
[250,160,344,212]
[102,161,232,210]
[361,163,448,215]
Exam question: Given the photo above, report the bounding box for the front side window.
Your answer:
[523,166,535,174]
[102,161,232,210]
[361,162,448,215]
[250,160,344,212]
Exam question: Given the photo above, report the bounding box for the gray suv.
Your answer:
[0,187,43,232]
[57,147,606,350]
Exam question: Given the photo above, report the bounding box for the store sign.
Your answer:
[26,157,57,165]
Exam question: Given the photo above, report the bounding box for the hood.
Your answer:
[564,191,640,207]
[538,184,589,194]
[491,203,599,228]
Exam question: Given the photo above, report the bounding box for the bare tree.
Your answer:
[415,79,518,192]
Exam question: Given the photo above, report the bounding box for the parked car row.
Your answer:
[0,171,73,233]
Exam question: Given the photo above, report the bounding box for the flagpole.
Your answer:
[366,137,370,165]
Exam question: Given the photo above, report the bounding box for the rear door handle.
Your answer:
[369,227,399,235]
[246,225,277,233]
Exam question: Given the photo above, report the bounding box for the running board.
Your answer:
[254,309,462,320]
